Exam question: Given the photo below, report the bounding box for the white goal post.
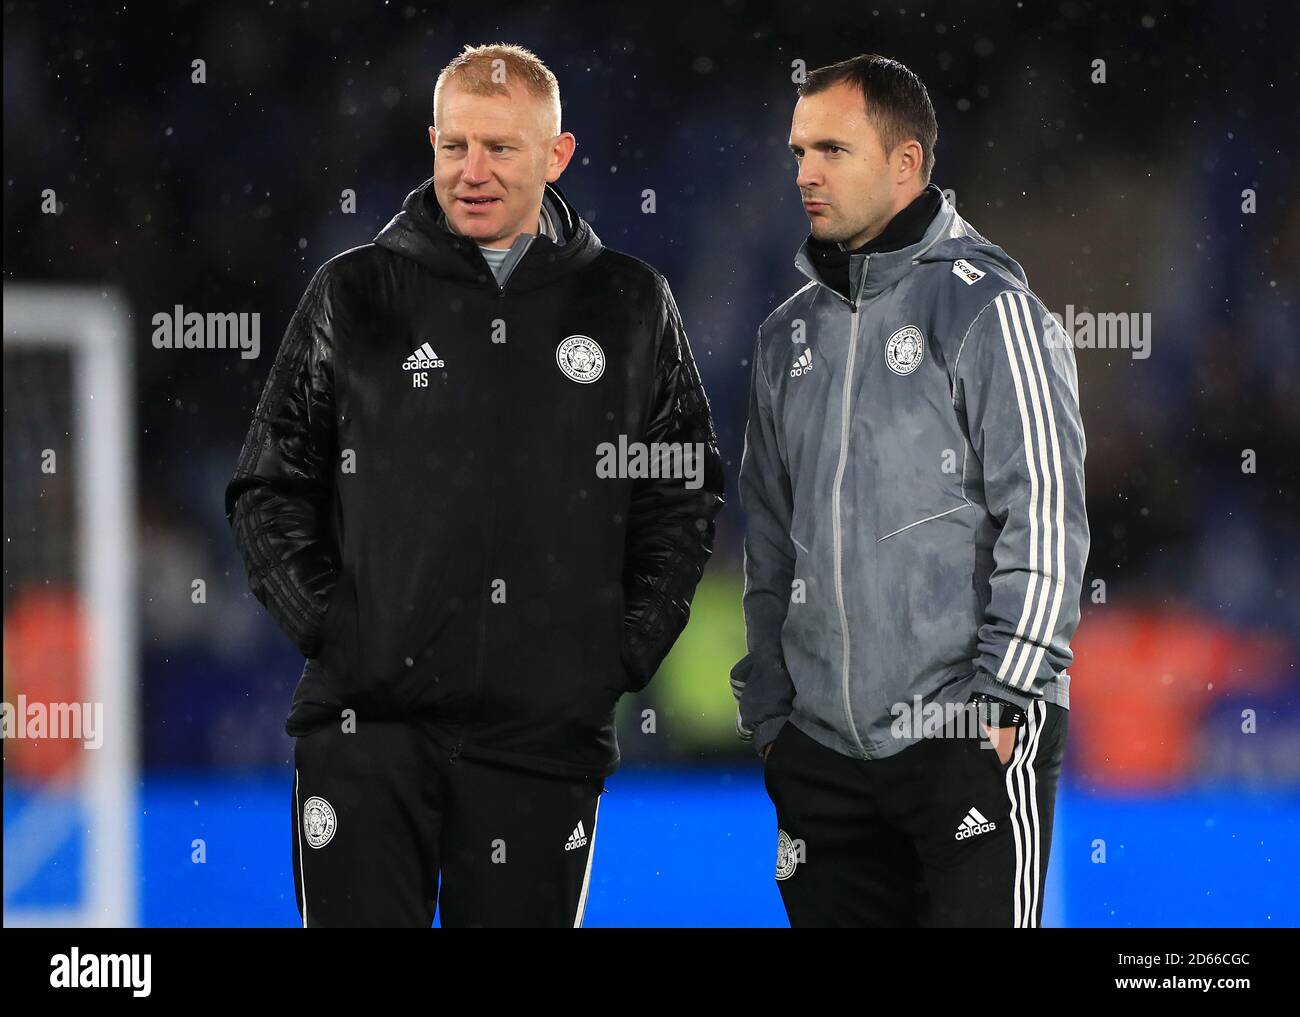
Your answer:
[3,284,137,927]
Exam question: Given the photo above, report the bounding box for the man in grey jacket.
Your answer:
[732,55,1089,927]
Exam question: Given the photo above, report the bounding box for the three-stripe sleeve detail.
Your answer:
[992,292,1068,692]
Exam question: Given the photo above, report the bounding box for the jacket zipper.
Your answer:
[461,505,493,764]
[832,264,869,759]
[453,283,506,765]
[449,236,538,765]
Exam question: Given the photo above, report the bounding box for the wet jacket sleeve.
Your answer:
[954,289,1090,709]
[620,275,726,690]
[223,265,340,658]
[732,329,797,753]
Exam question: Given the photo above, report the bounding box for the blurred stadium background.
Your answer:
[4,0,1297,926]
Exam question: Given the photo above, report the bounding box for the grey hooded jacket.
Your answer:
[733,191,1089,759]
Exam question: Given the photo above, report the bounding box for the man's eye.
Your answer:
[827,146,843,155]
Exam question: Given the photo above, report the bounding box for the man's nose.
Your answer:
[463,145,491,184]
[796,159,821,192]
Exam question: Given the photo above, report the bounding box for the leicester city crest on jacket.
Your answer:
[556,334,605,383]
[885,325,925,375]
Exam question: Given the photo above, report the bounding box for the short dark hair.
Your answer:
[798,54,938,182]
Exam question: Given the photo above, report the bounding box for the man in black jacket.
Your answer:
[224,42,724,928]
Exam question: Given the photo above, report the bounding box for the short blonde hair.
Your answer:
[433,43,562,136]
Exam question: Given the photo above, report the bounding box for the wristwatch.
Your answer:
[968,691,1027,729]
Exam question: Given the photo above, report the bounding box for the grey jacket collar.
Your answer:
[438,184,573,289]
[794,191,972,305]
[439,184,569,239]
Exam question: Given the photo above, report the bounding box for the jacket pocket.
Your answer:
[616,583,652,694]
[865,509,981,731]
[615,584,636,692]
[875,502,970,543]
[314,569,357,679]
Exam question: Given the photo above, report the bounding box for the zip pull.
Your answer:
[449,740,463,766]
[850,253,869,305]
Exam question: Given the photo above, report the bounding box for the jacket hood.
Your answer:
[374,177,603,291]
[794,189,1027,303]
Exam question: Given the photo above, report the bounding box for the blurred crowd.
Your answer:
[4,1,1296,786]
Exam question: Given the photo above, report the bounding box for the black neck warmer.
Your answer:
[806,182,944,301]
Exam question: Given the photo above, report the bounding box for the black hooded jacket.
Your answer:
[224,179,725,780]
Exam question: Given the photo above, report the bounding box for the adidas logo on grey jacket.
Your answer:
[734,192,1089,760]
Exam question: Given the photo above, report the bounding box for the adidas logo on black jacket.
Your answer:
[224,179,725,780]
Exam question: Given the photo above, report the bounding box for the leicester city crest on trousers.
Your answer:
[556,335,605,384]
[302,796,337,849]
[776,828,799,880]
[885,325,925,376]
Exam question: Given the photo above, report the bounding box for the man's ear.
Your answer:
[893,139,923,186]
[545,132,578,183]
[428,126,437,151]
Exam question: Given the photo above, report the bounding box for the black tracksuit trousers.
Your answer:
[763,700,1068,927]
[291,718,604,928]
